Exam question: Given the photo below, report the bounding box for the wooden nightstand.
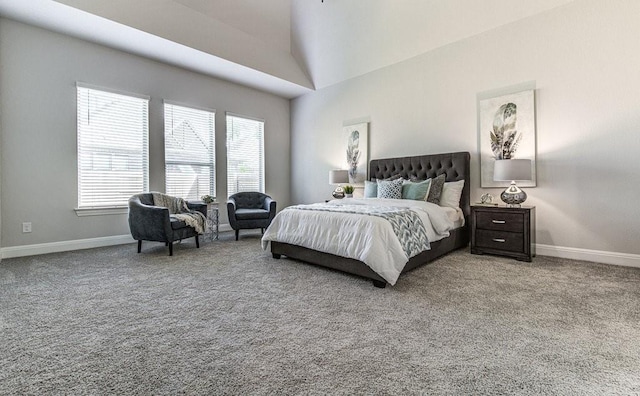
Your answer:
[470,205,536,262]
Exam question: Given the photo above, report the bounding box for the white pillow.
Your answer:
[439,180,465,208]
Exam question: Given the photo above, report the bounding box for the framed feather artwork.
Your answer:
[479,89,536,188]
[343,122,368,186]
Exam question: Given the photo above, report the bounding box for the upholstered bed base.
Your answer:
[271,151,471,288]
[271,226,468,287]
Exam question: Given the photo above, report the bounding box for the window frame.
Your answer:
[163,100,216,201]
[226,112,265,197]
[75,83,149,216]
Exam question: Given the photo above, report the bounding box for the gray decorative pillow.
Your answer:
[426,174,446,204]
[385,174,403,181]
[377,178,403,199]
[372,174,403,183]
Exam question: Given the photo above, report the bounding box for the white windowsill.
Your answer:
[75,206,128,217]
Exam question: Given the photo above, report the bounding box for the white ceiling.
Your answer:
[0,0,575,98]
[173,0,292,52]
[292,0,576,89]
[0,0,311,98]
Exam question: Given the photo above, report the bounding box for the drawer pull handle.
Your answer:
[492,220,506,224]
[492,238,506,243]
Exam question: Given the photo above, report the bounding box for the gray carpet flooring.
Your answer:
[1,231,639,395]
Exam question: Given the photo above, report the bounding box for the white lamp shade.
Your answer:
[493,159,532,181]
[329,169,349,184]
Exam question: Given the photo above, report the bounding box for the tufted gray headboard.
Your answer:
[369,152,471,219]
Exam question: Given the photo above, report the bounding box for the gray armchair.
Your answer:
[128,193,207,256]
[227,192,276,240]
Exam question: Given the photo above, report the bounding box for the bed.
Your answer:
[262,151,470,288]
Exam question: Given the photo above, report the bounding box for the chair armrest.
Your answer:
[227,198,239,229]
[187,201,207,217]
[264,197,277,221]
[128,198,172,241]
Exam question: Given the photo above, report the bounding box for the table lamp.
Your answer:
[329,170,349,199]
[493,159,532,207]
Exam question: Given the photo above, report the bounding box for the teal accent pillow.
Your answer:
[376,178,403,199]
[364,180,377,198]
[401,179,431,201]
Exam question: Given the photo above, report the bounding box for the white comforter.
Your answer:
[261,198,455,285]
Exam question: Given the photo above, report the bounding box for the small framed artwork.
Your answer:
[479,88,536,188]
[343,122,368,185]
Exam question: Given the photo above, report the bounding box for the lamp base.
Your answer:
[500,181,527,207]
[332,186,345,199]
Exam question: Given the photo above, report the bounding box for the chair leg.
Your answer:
[195,234,200,248]
[169,242,173,256]
[137,240,142,253]
[261,228,264,234]
[235,230,239,241]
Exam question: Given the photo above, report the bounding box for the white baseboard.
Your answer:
[1,234,136,259]
[1,225,235,259]
[3,233,638,269]
[535,244,640,268]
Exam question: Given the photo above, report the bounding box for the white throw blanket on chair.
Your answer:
[152,192,206,234]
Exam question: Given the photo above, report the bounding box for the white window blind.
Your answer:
[77,84,149,208]
[226,113,265,196]
[164,102,215,201]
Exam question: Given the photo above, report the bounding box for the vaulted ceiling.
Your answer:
[0,0,575,98]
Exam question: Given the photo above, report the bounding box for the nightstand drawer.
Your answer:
[475,211,524,232]
[475,230,524,253]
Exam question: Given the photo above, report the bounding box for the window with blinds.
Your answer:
[226,113,265,196]
[164,102,215,201]
[77,84,149,208]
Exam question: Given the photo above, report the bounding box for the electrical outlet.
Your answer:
[22,222,32,233]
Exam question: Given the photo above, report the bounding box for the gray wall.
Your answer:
[291,0,640,256]
[0,18,290,248]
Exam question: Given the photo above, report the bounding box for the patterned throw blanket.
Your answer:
[152,192,206,234]
[290,203,430,258]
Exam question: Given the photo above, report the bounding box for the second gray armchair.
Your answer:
[227,192,276,240]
